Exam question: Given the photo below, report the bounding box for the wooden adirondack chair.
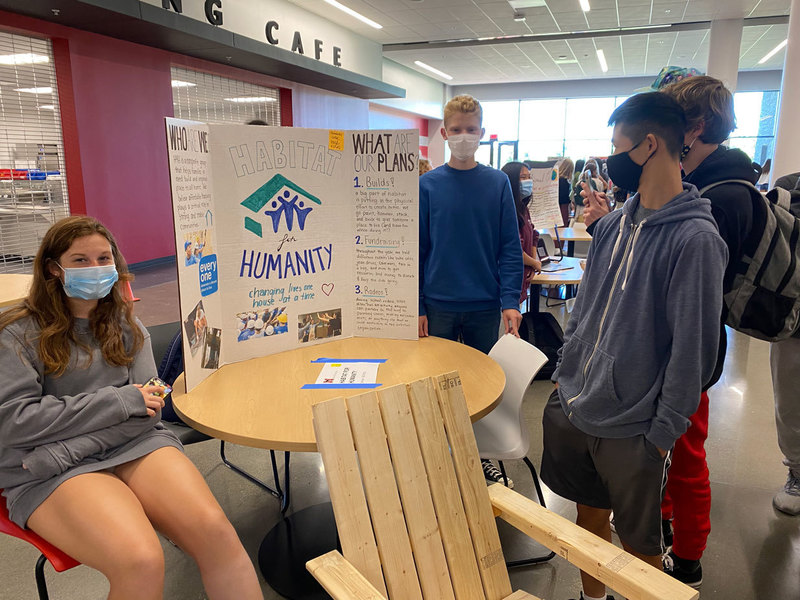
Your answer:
[308,371,698,600]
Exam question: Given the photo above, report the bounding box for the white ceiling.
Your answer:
[288,0,792,84]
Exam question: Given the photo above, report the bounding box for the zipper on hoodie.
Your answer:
[566,220,641,416]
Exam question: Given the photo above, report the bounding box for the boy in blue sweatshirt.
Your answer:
[541,93,727,600]
[418,95,523,351]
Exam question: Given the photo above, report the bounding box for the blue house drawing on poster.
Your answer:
[241,174,322,238]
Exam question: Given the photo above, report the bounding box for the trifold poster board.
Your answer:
[526,159,561,230]
[165,119,419,392]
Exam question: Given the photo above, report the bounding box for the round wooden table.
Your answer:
[172,335,505,600]
[172,335,505,452]
[0,274,33,308]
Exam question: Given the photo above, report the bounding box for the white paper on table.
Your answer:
[315,362,380,385]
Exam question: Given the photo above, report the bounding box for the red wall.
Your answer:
[0,11,295,265]
[368,104,429,158]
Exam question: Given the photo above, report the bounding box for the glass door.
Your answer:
[497,141,518,167]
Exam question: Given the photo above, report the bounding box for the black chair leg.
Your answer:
[505,457,556,568]
[35,554,49,600]
[220,441,291,514]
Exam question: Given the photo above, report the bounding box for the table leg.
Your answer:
[258,502,339,599]
[220,443,291,514]
[567,240,575,257]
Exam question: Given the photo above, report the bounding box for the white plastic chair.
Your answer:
[474,333,555,567]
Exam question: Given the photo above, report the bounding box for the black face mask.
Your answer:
[606,139,654,192]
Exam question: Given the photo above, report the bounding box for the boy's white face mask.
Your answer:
[446,133,481,161]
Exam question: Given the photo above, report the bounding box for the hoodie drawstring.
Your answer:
[621,219,645,291]
[608,215,627,269]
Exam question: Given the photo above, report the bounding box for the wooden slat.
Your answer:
[378,384,456,600]
[488,484,699,600]
[346,392,424,600]
[433,372,513,600]
[407,377,487,600]
[503,592,542,600]
[312,398,388,597]
[307,551,388,600]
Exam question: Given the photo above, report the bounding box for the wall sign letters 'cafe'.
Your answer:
[160,0,344,66]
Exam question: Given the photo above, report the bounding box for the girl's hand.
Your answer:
[531,259,542,275]
[133,384,166,417]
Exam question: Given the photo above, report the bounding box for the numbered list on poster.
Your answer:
[351,130,418,338]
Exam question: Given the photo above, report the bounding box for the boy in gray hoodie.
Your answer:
[541,92,728,600]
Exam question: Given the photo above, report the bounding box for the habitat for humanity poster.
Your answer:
[165,119,419,391]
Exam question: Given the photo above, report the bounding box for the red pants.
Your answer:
[661,391,711,561]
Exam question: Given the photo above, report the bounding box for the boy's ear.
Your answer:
[480,127,485,140]
[440,126,448,140]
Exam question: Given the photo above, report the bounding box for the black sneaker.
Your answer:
[663,551,702,588]
[481,459,514,488]
[570,594,616,600]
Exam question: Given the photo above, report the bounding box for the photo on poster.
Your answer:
[297,309,342,343]
[183,229,212,267]
[235,306,289,341]
[201,327,222,370]
[183,301,207,357]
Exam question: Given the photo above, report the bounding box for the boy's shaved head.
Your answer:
[444,95,482,128]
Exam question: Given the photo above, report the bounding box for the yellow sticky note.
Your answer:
[328,130,344,152]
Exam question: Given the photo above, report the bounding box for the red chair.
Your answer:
[0,490,80,600]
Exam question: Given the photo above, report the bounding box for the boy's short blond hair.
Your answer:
[444,95,483,127]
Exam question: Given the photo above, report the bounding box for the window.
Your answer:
[171,67,281,125]
[481,101,519,142]
[728,91,779,165]
[0,31,70,274]
[480,90,779,169]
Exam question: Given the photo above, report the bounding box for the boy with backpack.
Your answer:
[542,92,727,600]
[656,75,758,586]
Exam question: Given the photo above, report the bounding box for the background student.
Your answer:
[502,161,541,307]
[0,216,262,600]
[558,158,575,226]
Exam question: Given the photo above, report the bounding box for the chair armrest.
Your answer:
[488,485,698,600]
[307,551,388,600]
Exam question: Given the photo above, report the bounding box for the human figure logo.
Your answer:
[240,174,322,238]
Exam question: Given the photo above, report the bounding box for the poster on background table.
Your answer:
[526,159,561,230]
[166,119,419,391]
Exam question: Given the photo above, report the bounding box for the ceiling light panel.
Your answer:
[323,0,382,29]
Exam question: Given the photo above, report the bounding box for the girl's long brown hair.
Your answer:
[0,216,143,376]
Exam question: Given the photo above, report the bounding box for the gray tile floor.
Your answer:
[1,265,798,599]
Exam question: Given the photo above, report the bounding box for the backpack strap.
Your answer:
[698,178,761,196]
[699,178,795,212]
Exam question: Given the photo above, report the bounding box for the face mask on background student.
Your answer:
[446,133,481,161]
[57,263,119,300]
[606,139,654,192]
[520,179,533,198]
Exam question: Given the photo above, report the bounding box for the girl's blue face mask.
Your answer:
[520,179,533,198]
[57,263,118,300]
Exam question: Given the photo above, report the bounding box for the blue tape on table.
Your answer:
[301,383,383,389]
[310,358,387,363]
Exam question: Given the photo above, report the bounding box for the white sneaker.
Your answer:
[773,470,800,515]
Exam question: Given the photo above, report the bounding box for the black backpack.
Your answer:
[700,179,800,341]
[518,312,564,380]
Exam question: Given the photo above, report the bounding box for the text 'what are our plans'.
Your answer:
[352,132,417,173]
